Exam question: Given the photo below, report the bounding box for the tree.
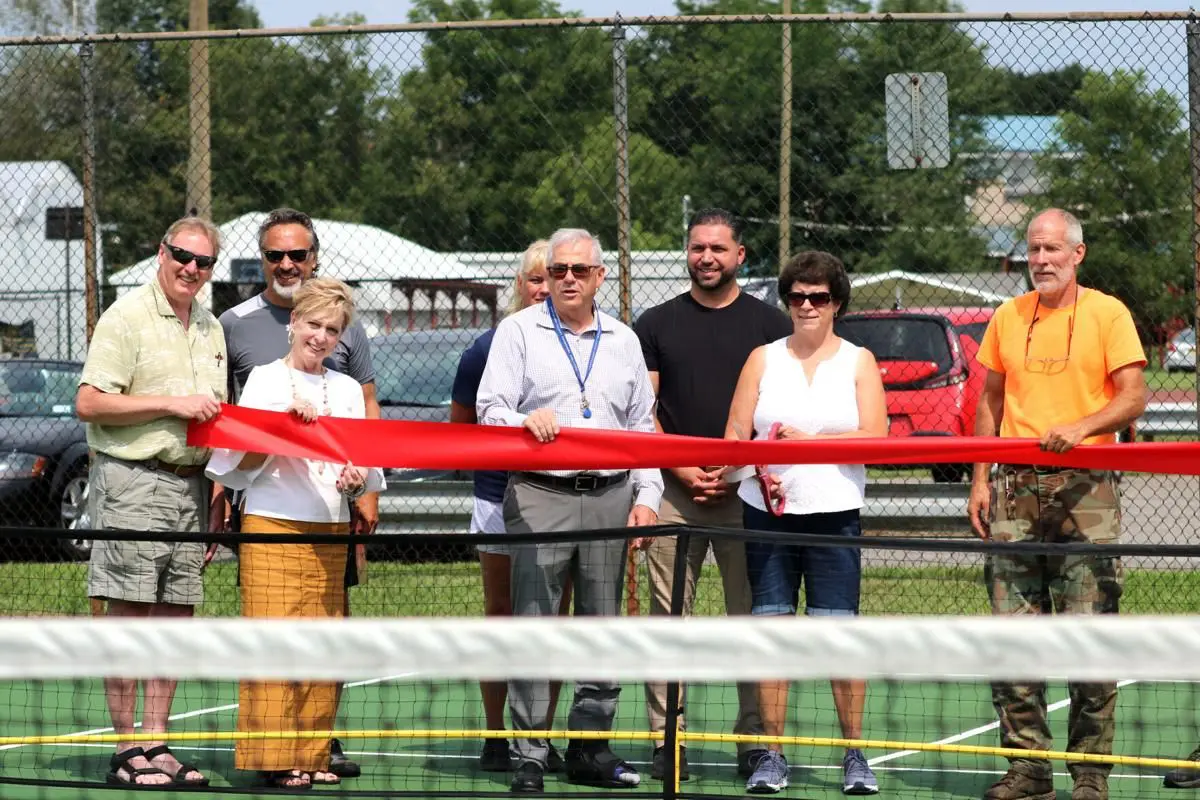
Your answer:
[1033,69,1190,343]
[630,0,994,275]
[368,0,615,251]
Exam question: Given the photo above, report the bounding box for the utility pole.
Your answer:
[778,0,793,271]
[187,0,212,220]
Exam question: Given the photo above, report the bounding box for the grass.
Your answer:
[1144,365,1196,394]
[2,559,1198,618]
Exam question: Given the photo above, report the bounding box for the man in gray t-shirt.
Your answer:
[214,207,378,781]
[222,291,374,400]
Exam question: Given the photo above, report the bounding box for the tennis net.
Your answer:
[0,526,1198,799]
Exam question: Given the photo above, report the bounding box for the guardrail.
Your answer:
[376,480,971,534]
[1138,402,1197,439]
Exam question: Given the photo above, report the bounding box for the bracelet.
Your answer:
[341,483,366,500]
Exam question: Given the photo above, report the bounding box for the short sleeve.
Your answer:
[451,334,489,408]
[204,365,278,488]
[341,323,376,385]
[80,307,136,394]
[767,306,793,340]
[977,310,1005,374]
[1104,303,1148,374]
[633,309,660,372]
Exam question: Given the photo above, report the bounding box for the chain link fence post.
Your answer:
[611,18,632,325]
[78,41,100,341]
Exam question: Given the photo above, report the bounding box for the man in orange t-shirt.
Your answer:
[967,208,1146,800]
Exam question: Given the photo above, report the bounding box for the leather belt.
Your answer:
[518,471,629,494]
[1006,465,1070,476]
[108,455,205,479]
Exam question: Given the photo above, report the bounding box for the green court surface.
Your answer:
[0,560,1196,798]
[0,677,1193,799]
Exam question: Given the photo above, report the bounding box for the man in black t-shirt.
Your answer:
[633,209,793,782]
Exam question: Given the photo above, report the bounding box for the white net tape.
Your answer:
[2,615,1198,682]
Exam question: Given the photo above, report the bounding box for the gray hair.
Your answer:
[547,228,604,267]
[163,216,221,258]
[1029,208,1084,248]
[258,207,321,258]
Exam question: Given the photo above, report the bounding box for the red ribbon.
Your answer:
[187,404,1200,475]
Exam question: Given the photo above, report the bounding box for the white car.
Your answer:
[1164,328,1195,372]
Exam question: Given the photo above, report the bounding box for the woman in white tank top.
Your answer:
[725,251,887,796]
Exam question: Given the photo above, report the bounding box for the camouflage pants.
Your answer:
[986,467,1123,778]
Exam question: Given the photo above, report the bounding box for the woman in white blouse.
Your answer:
[725,251,887,797]
[206,278,385,790]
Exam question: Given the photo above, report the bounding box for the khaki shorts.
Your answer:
[86,453,206,606]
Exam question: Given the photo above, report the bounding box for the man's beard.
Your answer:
[690,265,737,292]
[272,278,301,301]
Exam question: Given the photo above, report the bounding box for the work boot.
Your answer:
[1165,747,1200,789]
[1072,772,1108,800]
[983,765,1055,800]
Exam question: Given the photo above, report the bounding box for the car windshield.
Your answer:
[837,317,953,372]
[0,362,80,417]
[373,333,480,407]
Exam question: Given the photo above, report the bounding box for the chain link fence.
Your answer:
[0,12,1197,565]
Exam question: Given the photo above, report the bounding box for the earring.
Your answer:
[286,324,294,345]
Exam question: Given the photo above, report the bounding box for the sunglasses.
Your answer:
[262,249,311,264]
[785,290,833,308]
[548,263,600,279]
[163,242,216,270]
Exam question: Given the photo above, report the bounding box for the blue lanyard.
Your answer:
[545,300,602,418]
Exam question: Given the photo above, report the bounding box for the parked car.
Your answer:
[0,359,92,559]
[1164,327,1195,372]
[371,327,491,483]
[835,307,995,482]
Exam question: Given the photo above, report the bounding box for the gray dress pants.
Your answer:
[503,473,634,767]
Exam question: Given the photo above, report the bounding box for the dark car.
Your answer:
[371,327,491,482]
[0,359,92,559]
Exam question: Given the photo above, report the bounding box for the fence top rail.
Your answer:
[1,10,1196,48]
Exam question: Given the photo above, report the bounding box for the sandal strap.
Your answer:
[109,747,146,770]
[140,744,171,761]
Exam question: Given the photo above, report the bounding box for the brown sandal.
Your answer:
[263,770,312,790]
[105,747,172,788]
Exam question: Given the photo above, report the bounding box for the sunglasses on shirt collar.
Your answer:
[163,241,216,270]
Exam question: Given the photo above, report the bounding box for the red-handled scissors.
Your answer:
[754,422,786,516]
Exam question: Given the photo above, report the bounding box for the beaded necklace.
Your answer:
[283,356,331,472]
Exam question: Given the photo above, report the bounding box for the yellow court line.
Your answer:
[1,729,1195,772]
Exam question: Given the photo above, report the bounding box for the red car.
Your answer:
[835,307,995,482]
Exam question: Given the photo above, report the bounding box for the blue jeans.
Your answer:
[743,505,862,616]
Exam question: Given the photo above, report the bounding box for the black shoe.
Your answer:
[545,743,565,774]
[329,738,361,779]
[650,745,690,781]
[481,739,513,772]
[511,761,545,793]
[738,748,769,779]
[1166,747,1200,789]
[565,740,640,788]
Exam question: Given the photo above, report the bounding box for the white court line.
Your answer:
[0,672,416,753]
[30,743,1169,782]
[868,679,1139,766]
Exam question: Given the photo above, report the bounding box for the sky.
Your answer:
[254,0,1192,28]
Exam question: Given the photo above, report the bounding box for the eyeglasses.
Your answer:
[548,263,600,279]
[162,242,216,270]
[1024,292,1076,376]
[785,290,833,309]
[262,249,311,264]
